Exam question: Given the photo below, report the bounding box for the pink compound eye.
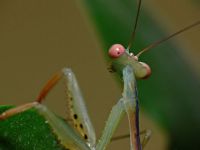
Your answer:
[108,44,125,58]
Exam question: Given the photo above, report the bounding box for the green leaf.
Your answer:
[80,0,200,149]
[0,106,65,150]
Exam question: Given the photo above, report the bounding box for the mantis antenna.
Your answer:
[127,0,142,51]
[136,20,200,57]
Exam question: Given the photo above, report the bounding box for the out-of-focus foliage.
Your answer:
[80,0,200,149]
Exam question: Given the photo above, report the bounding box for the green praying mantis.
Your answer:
[0,0,200,149]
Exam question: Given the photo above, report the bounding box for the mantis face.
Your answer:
[108,44,151,79]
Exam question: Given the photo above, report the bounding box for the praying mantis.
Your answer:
[0,0,200,150]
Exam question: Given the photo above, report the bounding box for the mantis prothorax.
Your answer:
[0,0,200,150]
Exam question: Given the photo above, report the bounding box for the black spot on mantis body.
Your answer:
[84,134,88,140]
[80,124,84,129]
[73,114,78,120]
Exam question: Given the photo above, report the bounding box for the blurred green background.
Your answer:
[0,0,199,149]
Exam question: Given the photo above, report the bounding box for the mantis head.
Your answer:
[108,44,151,79]
[107,0,200,80]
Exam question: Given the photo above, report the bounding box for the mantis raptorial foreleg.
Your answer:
[0,68,95,150]
[0,72,62,120]
[0,103,90,150]
[62,68,96,148]
[96,65,141,150]
[95,99,126,150]
[0,66,143,150]
[34,104,91,150]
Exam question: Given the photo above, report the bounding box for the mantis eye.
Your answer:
[108,44,125,58]
[139,62,151,79]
